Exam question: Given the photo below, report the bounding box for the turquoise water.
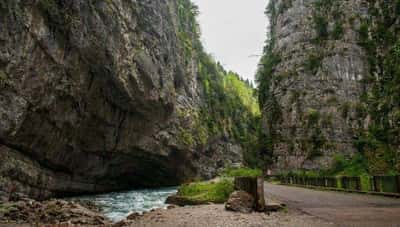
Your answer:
[72,187,177,222]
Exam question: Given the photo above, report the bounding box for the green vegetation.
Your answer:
[223,73,260,116]
[176,109,209,147]
[197,51,261,167]
[254,0,282,167]
[312,0,344,42]
[177,179,234,204]
[175,0,261,167]
[330,153,369,176]
[355,1,400,175]
[0,70,8,88]
[176,0,201,62]
[307,109,320,127]
[332,22,344,40]
[177,167,261,203]
[277,153,369,179]
[313,15,329,41]
[313,0,333,9]
[305,54,323,74]
[221,167,262,178]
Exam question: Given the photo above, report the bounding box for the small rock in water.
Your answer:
[225,191,254,213]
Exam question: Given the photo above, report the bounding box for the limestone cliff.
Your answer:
[258,0,400,172]
[0,0,251,199]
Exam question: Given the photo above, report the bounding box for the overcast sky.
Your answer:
[191,0,268,82]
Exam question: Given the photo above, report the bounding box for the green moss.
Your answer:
[178,127,195,146]
[176,109,210,147]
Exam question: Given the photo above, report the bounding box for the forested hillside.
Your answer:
[175,0,261,168]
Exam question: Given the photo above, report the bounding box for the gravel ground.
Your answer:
[116,204,333,227]
[119,183,400,227]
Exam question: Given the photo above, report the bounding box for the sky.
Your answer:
[191,0,269,82]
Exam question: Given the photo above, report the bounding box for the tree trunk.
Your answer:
[234,177,265,212]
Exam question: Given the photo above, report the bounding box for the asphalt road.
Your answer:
[265,183,400,227]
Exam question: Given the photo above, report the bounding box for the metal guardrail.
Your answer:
[269,175,400,195]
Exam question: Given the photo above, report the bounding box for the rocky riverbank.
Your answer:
[0,199,110,226]
[0,200,333,227]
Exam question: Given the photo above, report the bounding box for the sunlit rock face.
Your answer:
[261,0,370,170]
[0,0,242,199]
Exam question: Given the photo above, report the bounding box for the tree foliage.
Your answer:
[176,0,262,168]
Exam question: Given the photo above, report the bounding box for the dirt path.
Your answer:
[265,183,400,227]
[116,204,332,227]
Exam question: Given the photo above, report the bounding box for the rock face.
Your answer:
[0,0,244,199]
[258,0,373,170]
[225,191,254,213]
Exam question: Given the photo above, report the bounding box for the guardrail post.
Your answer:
[356,177,361,191]
[373,176,378,192]
[397,176,400,194]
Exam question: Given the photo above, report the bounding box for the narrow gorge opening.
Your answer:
[1,0,400,226]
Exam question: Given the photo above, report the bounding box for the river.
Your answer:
[71,187,177,222]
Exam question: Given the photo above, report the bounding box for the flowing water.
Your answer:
[71,187,177,222]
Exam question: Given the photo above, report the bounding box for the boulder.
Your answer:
[225,191,254,213]
[234,177,266,211]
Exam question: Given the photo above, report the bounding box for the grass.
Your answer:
[177,179,234,203]
[176,167,262,204]
[221,167,262,178]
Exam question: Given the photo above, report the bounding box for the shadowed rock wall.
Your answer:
[0,0,242,199]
